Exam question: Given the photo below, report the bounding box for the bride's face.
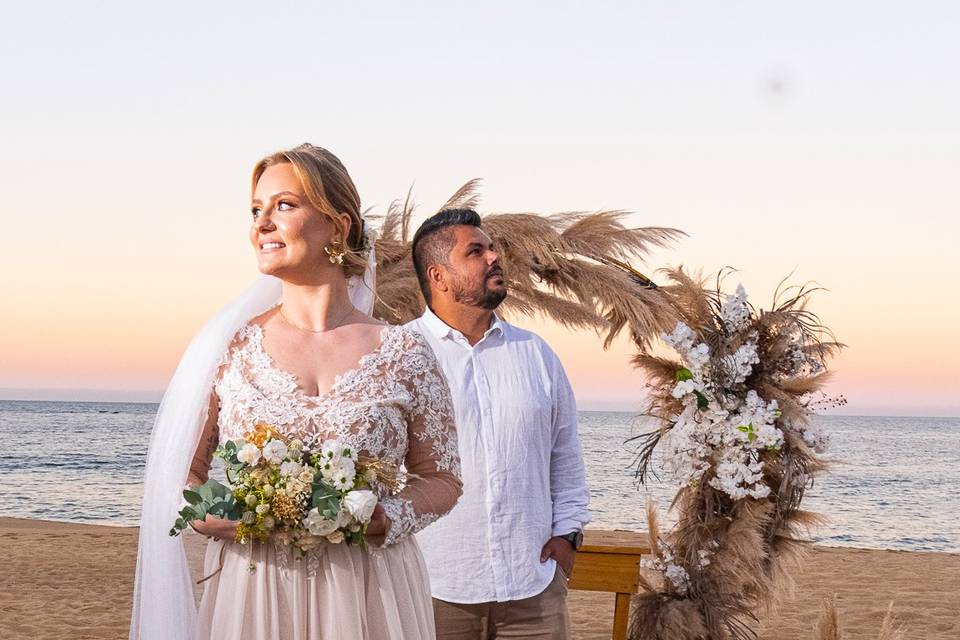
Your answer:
[250,163,348,280]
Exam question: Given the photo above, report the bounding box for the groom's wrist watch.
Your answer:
[560,529,583,551]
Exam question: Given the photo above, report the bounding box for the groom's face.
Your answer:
[443,226,507,310]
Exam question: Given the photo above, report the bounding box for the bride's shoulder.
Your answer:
[382,324,436,360]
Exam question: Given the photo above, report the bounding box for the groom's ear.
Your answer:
[427,263,450,296]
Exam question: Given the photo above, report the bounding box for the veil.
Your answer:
[129,235,377,640]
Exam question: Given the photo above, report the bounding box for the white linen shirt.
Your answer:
[408,307,591,604]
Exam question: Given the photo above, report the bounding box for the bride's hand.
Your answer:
[190,514,239,540]
[364,504,391,546]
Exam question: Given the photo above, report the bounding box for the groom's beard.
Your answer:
[451,268,507,310]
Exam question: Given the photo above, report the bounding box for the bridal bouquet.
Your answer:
[169,424,389,552]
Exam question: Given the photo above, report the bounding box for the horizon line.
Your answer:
[1,387,957,419]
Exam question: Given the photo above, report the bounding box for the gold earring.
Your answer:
[324,240,345,265]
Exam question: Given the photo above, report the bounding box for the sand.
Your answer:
[2,518,957,639]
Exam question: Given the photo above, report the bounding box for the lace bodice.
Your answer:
[191,322,462,547]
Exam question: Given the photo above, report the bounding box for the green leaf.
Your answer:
[169,478,239,537]
[694,390,709,409]
[737,425,750,433]
[675,368,694,382]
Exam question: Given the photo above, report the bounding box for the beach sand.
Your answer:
[2,518,957,639]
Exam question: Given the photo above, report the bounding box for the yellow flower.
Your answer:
[246,423,281,448]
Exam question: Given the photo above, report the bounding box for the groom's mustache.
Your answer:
[486,266,504,280]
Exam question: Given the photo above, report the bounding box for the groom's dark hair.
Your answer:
[412,208,483,305]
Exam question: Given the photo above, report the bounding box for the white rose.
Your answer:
[326,530,345,544]
[335,507,353,528]
[298,468,316,483]
[237,443,261,466]
[343,490,378,523]
[280,461,303,477]
[304,508,338,536]
[296,534,324,551]
[262,439,289,465]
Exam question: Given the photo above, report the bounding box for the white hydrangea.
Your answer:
[721,284,751,332]
[280,460,303,477]
[262,439,289,464]
[686,342,711,370]
[641,548,691,596]
[671,379,698,399]
[725,342,760,384]
[662,322,697,354]
[664,563,691,595]
[796,421,831,453]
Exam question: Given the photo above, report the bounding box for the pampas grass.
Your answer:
[370,181,683,350]
[627,269,845,640]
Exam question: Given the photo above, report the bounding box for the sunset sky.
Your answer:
[1,3,957,416]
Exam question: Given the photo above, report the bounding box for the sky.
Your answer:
[1,2,957,416]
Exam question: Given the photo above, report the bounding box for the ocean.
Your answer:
[1,401,957,552]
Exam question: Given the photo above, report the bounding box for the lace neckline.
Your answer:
[244,322,395,402]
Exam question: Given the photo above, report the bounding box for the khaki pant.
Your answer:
[432,567,570,639]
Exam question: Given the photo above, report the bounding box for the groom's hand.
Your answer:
[540,536,576,579]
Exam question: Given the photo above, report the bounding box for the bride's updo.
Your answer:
[252,144,367,278]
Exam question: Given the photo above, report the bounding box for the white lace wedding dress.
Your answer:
[189,322,461,640]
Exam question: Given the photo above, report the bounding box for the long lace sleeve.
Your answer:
[379,331,462,546]
[187,390,220,487]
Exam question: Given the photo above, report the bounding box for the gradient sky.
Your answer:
[1,2,957,415]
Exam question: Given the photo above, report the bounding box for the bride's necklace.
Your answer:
[278,304,353,334]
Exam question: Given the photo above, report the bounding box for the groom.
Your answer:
[407,208,591,639]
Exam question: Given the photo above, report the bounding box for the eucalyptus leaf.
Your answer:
[169,478,239,537]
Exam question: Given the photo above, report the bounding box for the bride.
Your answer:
[130,144,462,639]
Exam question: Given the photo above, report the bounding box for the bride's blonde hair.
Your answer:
[252,144,366,278]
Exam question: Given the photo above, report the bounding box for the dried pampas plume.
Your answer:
[370,179,684,349]
[813,598,904,640]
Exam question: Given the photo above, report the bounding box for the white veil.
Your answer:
[129,236,377,640]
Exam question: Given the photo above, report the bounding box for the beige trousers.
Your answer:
[432,567,570,639]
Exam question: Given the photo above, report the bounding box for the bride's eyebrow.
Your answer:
[252,191,302,206]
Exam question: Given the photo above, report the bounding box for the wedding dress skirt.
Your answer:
[196,536,435,639]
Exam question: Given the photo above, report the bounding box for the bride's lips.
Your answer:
[259,240,287,253]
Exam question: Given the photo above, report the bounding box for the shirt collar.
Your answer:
[421,306,507,342]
